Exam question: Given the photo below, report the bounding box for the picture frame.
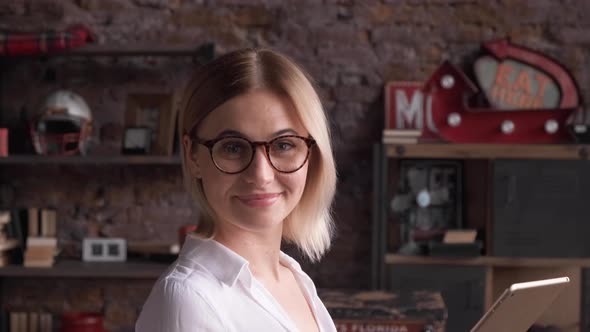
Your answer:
[122,127,152,155]
[124,92,179,155]
[82,237,127,262]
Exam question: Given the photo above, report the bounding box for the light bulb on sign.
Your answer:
[501,120,515,134]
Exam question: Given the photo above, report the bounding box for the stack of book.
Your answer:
[4,311,53,332]
[24,208,58,268]
[0,211,18,267]
[382,129,422,144]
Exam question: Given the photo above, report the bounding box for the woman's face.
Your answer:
[187,89,310,234]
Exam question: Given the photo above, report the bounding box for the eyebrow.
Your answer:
[215,128,300,139]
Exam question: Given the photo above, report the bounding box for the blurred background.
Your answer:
[1,0,590,331]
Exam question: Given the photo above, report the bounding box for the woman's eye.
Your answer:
[274,141,294,151]
[223,144,242,153]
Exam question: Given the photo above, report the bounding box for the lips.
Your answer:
[235,193,282,208]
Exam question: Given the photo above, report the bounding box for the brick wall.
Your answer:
[1,0,590,331]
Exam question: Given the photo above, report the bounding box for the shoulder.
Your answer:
[135,263,226,332]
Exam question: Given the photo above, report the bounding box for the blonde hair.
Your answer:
[179,48,336,262]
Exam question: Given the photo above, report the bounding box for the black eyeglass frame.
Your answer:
[195,135,316,174]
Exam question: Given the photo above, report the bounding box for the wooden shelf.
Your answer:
[385,254,590,267]
[1,43,215,58]
[0,155,181,165]
[0,260,168,278]
[385,143,590,160]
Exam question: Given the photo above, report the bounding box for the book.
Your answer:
[27,208,39,237]
[382,136,419,144]
[382,129,424,144]
[24,245,57,260]
[40,209,57,237]
[318,289,447,332]
[26,237,57,247]
[0,239,18,252]
[29,312,39,332]
[23,257,54,268]
[334,319,428,332]
[0,253,10,267]
[24,236,57,267]
[383,129,422,137]
[40,312,52,332]
[0,211,10,225]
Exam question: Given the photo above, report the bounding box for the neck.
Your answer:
[213,222,284,282]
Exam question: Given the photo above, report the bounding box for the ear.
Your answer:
[182,135,202,179]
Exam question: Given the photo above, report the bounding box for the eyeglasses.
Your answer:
[196,135,316,174]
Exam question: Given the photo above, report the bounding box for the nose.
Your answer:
[242,145,274,186]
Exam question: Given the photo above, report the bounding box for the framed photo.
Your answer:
[122,127,152,155]
[124,92,179,155]
[82,238,127,262]
[390,160,463,247]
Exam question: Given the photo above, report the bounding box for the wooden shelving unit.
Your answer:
[373,142,589,332]
[0,42,212,329]
[385,254,590,268]
[0,260,168,278]
[0,155,181,165]
[386,143,590,160]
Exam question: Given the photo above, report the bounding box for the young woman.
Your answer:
[136,48,337,332]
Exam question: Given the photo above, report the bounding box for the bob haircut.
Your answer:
[179,48,337,262]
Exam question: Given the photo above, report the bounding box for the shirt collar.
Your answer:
[179,235,250,288]
[179,235,309,291]
[279,251,318,299]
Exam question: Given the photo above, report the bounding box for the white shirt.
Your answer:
[135,235,337,332]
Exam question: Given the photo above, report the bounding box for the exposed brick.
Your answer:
[375,43,418,64]
[0,1,26,15]
[312,24,370,48]
[340,72,363,86]
[352,3,395,27]
[558,27,590,45]
[233,6,275,27]
[207,26,250,49]
[280,3,338,28]
[28,0,66,20]
[76,0,133,11]
[133,0,181,9]
[371,25,432,45]
[208,0,283,5]
[317,45,379,69]
[172,7,229,27]
[333,85,380,103]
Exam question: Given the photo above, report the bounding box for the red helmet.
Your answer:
[30,90,93,156]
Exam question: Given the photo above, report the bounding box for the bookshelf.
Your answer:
[373,142,589,332]
[0,43,212,330]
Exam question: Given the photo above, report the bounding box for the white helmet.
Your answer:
[30,90,93,155]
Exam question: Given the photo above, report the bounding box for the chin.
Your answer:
[228,209,288,230]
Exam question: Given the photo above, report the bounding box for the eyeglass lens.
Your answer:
[211,136,310,173]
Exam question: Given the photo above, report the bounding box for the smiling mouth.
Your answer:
[235,193,282,207]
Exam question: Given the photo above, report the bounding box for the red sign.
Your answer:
[384,82,440,140]
[383,38,581,144]
[424,61,575,143]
